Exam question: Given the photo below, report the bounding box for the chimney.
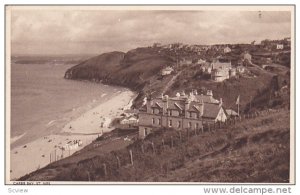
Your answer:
[146,96,152,113]
[162,95,169,115]
[184,98,190,118]
[219,98,223,107]
[199,100,204,116]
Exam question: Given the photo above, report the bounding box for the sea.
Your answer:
[10,55,126,149]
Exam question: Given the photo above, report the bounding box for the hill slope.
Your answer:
[20,109,290,182]
[65,48,175,90]
[64,46,290,111]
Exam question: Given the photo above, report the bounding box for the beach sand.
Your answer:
[62,90,135,134]
[10,90,136,180]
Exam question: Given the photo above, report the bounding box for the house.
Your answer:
[211,61,232,82]
[63,140,83,151]
[161,66,174,76]
[201,62,212,74]
[226,109,239,118]
[120,115,139,125]
[229,68,237,77]
[276,44,284,50]
[197,59,206,64]
[211,69,230,82]
[179,58,193,66]
[153,43,162,48]
[138,90,227,138]
[223,46,231,53]
[241,51,252,62]
[236,65,246,73]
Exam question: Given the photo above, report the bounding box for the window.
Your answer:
[169,120,172,127]
[178,121,181,128]
[188,122,192,128]
[152,108,155,114]
[158,118,161,125]
[189,112,192,118]
[195,123,199,129]
[152,118,155,125]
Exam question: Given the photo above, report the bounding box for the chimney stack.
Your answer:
[184,98,191,118]
[162,95,169,115]
[199,100,204,116]
[219,98,223,107]
[146,96,152,113]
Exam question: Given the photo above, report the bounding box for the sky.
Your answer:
[10,9,292,55]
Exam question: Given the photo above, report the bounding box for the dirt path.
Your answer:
[161,71,182,94]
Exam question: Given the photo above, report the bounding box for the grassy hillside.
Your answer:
[64,46,290,112]
[65,48,175,90]
[20,108,290,182]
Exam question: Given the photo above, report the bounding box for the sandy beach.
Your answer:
[10,90,136,180]
[62,90,135,135]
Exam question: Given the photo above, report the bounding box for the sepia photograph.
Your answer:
[5,5,295,184]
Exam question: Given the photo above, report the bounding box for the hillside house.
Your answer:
[161,66,174,76]
[138,90,227,138]
[236,65,246,73]
[197,59,206,64]
[229,68,237,77]
[153,43,162,47]
[224,46,232,53]
[179,58,193,66]
[120,115,139,125]
[201,62,212,74]
[241,51,252,62]
[211,61,232,82]
[226,109,239,118]
[276,44,284,50]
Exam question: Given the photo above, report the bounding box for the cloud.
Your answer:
[10,9,291,55]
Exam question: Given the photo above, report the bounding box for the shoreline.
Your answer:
[10,89,136,180]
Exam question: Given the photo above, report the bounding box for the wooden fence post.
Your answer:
[103,163,107,177]
[162,139,165,150]
[201,125,204,133]
[141,144,144,154]
[194,128,197,136]
[179,131,182,142]
[171,136,174,148]
[116,156,121,169]
[151,142,155,154]
[129,150,134,166]
[87,171,91,181]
